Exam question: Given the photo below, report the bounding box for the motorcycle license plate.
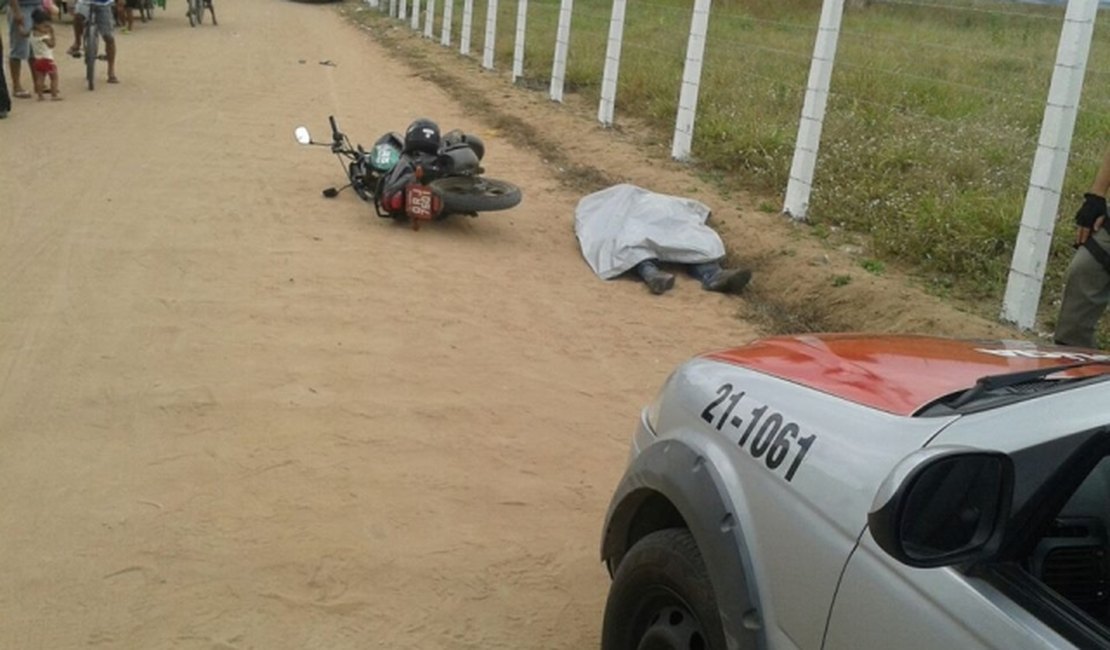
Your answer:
[405,185,439,221]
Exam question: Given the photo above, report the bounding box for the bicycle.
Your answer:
[83,5,99,90]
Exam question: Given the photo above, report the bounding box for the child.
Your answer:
[28,9,61,100]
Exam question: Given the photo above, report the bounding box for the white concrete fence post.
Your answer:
[1002,0,1100,330]
[411,0,421,29]
[671,0,711,160]
[424,0,437,37]
[783,0,845,221]
[441,0,454,45]
[461,0,474,55]
[399,0,408,21]
[549,0,574,102]
[512,0,529,83]
[390,0,397,16]
[597,0,627,127]
[483,0,500,69]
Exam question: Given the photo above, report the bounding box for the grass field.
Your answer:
[384,0,1110,340]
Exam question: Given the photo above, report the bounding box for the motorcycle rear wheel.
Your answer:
[430,177,522,214]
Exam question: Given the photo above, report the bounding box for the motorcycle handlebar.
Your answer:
[328,115,349,155]
[323,115,365,160]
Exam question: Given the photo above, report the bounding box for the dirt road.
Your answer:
[0,2,791,647]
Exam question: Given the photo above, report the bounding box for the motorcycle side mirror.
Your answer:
[294,126,313,145]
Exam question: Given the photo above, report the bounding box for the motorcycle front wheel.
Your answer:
[348,163,377,202]
[429,177,522,214]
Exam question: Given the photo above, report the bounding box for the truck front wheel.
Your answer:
[601,528,727,650]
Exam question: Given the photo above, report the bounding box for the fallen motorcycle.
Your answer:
[294,116,523,230]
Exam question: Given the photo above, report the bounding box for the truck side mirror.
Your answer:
[868,447,1013,568]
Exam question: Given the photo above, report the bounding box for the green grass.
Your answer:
[373,0,1110,340]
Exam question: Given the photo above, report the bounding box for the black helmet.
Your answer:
[404,118,441,154]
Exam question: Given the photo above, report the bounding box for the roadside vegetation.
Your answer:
[367,0,1110,342]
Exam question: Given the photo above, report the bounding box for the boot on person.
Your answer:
[635,260,675,295]
[691,262,752,294]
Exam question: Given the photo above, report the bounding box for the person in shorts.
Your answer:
[67,0,117,83]
[8,0,43,98]
[27,8,59,99]
[121,0,141,31]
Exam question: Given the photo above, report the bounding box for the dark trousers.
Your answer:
[0,33,10,114]
[636,259,722,287]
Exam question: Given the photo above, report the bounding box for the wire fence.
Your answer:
[364,0,1110,334]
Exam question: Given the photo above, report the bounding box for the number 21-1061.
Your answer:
[700,383,816,482]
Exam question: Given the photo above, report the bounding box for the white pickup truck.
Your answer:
[600,334,1110,650]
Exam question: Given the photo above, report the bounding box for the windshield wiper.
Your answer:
[948,360,1110,409]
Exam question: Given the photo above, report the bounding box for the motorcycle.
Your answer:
[294,116,523,230]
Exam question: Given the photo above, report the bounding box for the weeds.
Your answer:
[363,0,1110,339]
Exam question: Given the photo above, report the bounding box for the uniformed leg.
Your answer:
[1055,229,1110,348]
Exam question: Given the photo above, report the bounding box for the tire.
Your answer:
[429,176,522,214]
[348,162,376,202]
[602,528,728,650]
[84,22,98,91]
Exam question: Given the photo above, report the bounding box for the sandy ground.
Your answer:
[0,1,1022,648]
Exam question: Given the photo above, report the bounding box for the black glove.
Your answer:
[1075,193,1107,229]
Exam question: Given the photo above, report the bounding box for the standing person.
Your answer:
[66,0,117,83]
[122,0,139,31]
[8,0,41,98]
[0,31,11,117]
[1055,147,1110,348]
[27,8,58,100]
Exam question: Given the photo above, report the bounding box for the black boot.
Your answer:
[691,263,752,294]
[636,260,675,295]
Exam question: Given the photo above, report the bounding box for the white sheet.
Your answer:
[574,184,726,279]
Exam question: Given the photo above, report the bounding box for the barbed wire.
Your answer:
[562,24,618,41]
[834,58,1046,106]
[440,1,1110,124]
[618,41,687,66]
[622,0,694,17]
[870,0,1062,21]
[707,38,814,65]
[706,10,819,35]
[697,63,809,93]
[567,6,616,22]
[836,27,1053,70]
[822,89,1041,148]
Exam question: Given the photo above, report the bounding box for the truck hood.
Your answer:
[704,334,1110,416]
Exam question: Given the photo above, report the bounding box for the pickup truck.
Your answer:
[600,334,1110,650]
